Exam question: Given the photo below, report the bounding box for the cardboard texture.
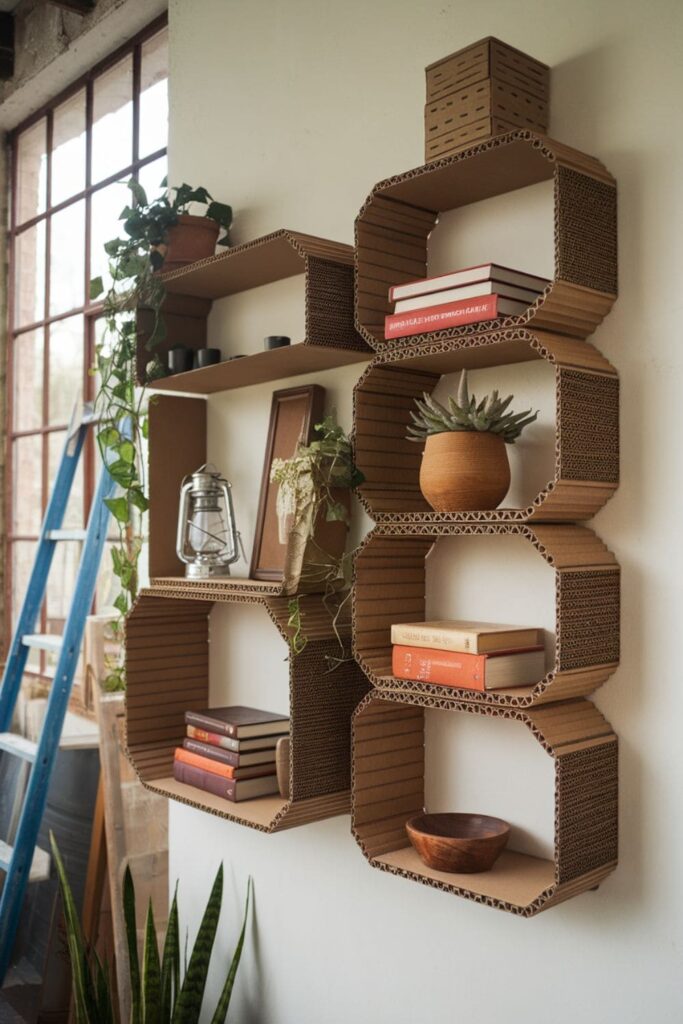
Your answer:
[353,330,619,523]
[355,131,617,348]
[138,228,370,388]
[351,692,617,915]
[424,38,550,161]
[352,525,619,709]
[125,591,369,833]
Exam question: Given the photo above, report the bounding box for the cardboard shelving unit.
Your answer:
[355,130,617,348]
[352,692,618,916]
[350,123,620,912]
[353,524,620,710]
[354,330,619,523]
[126,591,369,832]
[137,228,370,388]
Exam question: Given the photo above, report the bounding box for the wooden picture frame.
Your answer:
[249,385,325,581]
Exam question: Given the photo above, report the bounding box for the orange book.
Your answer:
[392,644,545,690]
[174,746,276,781]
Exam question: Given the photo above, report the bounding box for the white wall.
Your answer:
[166,1,683,1021]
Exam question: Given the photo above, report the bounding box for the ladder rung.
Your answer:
[21,634,63,653]
[45,529,87,541]
[0,842,50,883]
[0,733,37,762]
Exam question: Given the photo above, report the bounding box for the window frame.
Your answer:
[5,12,168,668]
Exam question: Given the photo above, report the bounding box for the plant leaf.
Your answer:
[123,865,142,1024]
[209,878,252,1024]
[90,275,104,299]
[173,865,224,1023]
[128,178,148,207]
[160,885,180,1020]
[142,900,162,1024]
[49,833,99,1024]
[105,496,130,524]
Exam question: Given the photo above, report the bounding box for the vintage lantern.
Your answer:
[176,463,241,578]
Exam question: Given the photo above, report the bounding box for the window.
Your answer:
[6,16,168,676]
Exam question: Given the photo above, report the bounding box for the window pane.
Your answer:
[48,431,84,529]
[15,119,47,225]
[92,55,133,183]
[89,180,128,293]
[12,330,44,432]
[14,221,46,327]
[139,29,168,159]
[137,156,167,205]
[11,544,40,656]
[49,316,84,425]
[49,200,85,315]
[12,435,43,535]
[52,89,86,206]
[47,540,81,631]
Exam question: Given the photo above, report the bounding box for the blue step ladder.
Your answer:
[0,402,116,982]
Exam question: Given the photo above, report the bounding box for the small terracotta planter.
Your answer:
[156,214,220,271]
[419,431,511,512]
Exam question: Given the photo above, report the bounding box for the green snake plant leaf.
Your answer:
[457,369,469,409]
[209,877,253,1024]
[160,885,180,1020]
[142,899,162,1024]
[123,864,142,1024]
[92,949,115,1024]
[173,864,224,1024]
[49,833,99,1024]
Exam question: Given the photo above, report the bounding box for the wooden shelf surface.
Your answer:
[147,778,288,830]
[374,846,555,909]
[149,342,369,395]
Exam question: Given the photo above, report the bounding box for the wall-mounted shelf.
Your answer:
[355,130,617,348]
[353,524,619,709]
[354,329,619,523]
[150,340,368,395]
[126,590,369,832]
[137,228,370,387]
[352,691,618,916]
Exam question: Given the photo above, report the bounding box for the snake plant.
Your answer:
[407,369,538,444]
[50,832,250,1024]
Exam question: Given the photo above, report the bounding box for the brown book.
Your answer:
[390,620,542,655]
[175,747,276,781]
[173,760,280,802]
[184,705,289,740]
[186,725,279,753]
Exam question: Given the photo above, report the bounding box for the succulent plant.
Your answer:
[407,370,538,444]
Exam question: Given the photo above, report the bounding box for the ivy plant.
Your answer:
[90,179,233,684]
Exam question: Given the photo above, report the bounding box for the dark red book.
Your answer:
[173,760,280,802]
[184,705,289,740]
[384,294,527,340]
[183,737,277,769]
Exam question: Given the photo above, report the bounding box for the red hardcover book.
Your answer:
[173,760,280,802]
[183,737,277,768]
[392,644,545,690]
[175,747,276,781]
[384,295,527,339]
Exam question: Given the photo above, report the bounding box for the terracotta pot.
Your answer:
[156,214,220,271]
[419,431,511,512]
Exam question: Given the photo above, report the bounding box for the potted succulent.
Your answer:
[407,370,538,511]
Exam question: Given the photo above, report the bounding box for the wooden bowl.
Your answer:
[406,813,511,873]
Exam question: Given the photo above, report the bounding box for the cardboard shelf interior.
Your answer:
[149,577,283,598]
[374,846,555,908]
[145,778,289,828]
[150,341,369,395]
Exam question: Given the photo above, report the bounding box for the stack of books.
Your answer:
[384,263,550,340]
[173,705,289,802]
[390,620,545,691]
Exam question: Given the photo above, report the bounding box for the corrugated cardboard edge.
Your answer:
[353,328,619,524]
[355,129,617,348]
[352,524,620,709]
[351,691,617,915]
